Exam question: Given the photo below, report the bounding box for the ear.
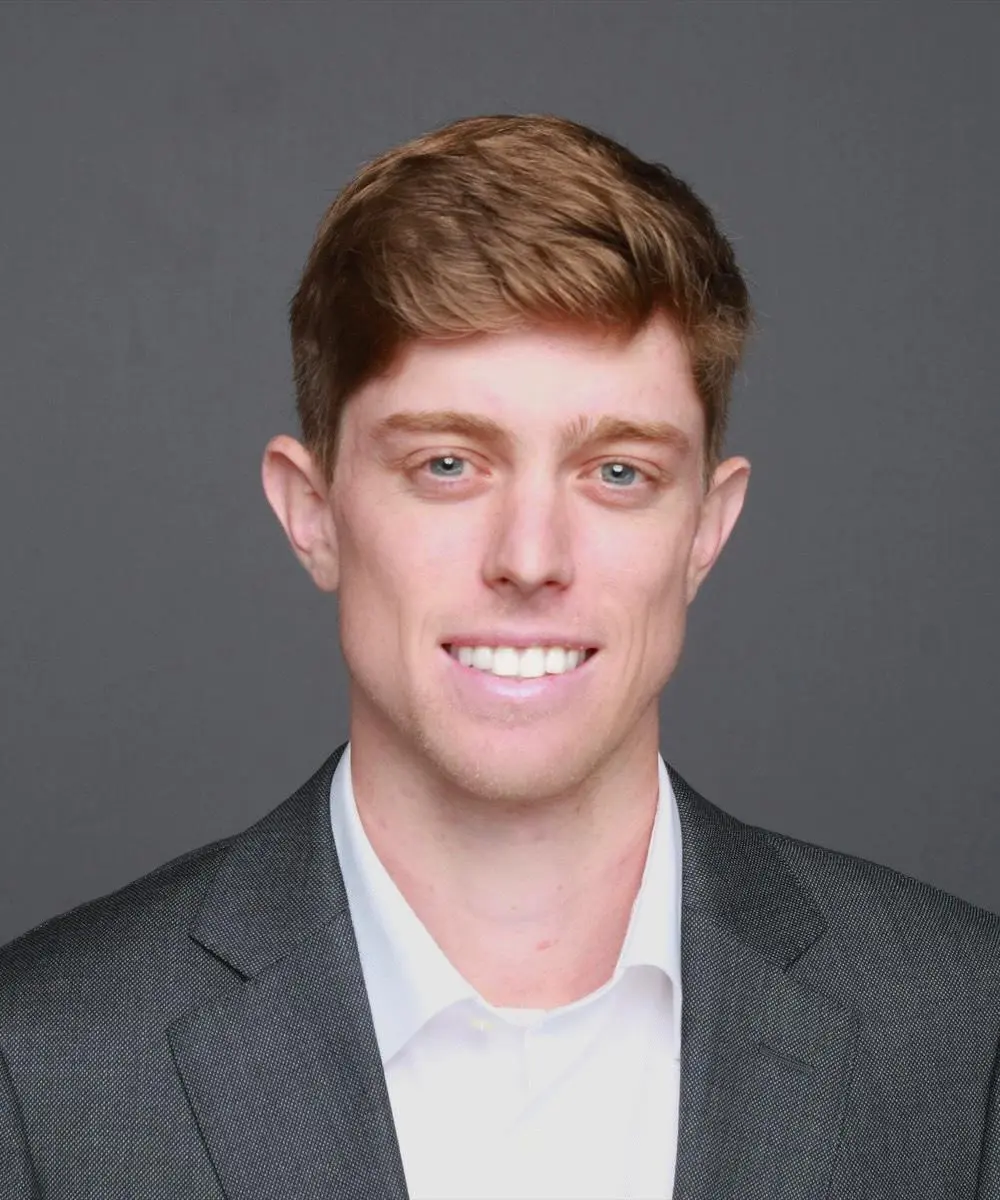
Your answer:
[261,435,340,592]
[685,455,750,603]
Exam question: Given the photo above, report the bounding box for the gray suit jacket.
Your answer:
[1,742,999,1198]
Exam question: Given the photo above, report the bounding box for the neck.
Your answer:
[347,720,661,1008]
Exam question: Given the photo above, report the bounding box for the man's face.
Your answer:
[265,316,748,806]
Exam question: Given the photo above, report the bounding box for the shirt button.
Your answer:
[471,1016,491,1033]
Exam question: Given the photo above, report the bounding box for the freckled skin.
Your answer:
[262,317,749,1005]
[330,320,744,812]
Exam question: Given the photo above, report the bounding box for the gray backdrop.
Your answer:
[1,1,997,946]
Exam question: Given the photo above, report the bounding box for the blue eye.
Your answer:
[600,462,641,487]
[426,456,466,478]
[417,456,648,490]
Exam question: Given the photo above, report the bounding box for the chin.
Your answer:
[420,724,605,805]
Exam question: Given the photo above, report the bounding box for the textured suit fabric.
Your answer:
[1,741,998,1199]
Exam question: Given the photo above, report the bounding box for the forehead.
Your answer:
[348,316,704,446]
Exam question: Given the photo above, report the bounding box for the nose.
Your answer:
[481,475,574,597]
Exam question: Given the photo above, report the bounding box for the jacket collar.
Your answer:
[171,743,857,1200]
[187,744,352,977]
[189,745,826,979]
[667,765,858,1200]
[667,764,827,967]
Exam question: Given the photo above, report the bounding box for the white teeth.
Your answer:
[449,644,592,679]
[492,647,528,677]
[544,647,566,675]
[519,647,547,678]
[471,646,492,670]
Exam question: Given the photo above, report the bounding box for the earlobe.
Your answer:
[261,435,340,592]
[685,456,750,603]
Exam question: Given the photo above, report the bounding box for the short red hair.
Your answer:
[291,114,752,479]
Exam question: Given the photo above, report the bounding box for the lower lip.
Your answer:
[440,646,599,708]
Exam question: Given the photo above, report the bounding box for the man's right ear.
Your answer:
[261,435,340,592]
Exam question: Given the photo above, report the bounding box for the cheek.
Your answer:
[334,531,411,698]
[596,524,693,666]
[601,520,692,604]
[335,494,468,640]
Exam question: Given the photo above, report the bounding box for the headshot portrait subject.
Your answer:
[2,113,999,1200]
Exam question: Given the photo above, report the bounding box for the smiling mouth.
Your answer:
[441,644,598,680]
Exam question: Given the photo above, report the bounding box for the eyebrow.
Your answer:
[369,410,693,457]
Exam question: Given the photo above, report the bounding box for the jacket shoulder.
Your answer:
[758,821,1000,987]
[0,834,236,1033]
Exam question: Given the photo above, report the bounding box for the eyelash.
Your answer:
[411,454,657,490]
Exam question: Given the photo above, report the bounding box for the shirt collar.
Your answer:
[329,742,683,1065]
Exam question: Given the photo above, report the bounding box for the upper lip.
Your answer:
[442,632,600,650]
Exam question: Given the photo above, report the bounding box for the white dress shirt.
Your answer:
[329,743,683,1200]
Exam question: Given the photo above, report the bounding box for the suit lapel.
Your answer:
[168,744,409,1200]
[669,768,860,1200]
[167,743,859,1200]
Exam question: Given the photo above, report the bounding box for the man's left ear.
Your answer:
[685,456,751,603]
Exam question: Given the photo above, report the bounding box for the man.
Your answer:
[1,114,998,1199]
